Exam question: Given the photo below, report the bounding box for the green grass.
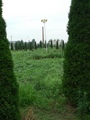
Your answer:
[11,48,83,120]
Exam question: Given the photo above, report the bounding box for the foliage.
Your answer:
[60,40,64,50]
[29,41,33,50]
[63,0,90,115]
[11,50,64,109]
[12,48,62,59]
[77,91,90,120]
[11,42,14,50]
[50,39,53,48]
[0,0,21,119]
[12,49,83,120]
[19,83,36,107]
[39,41,43,48]
[56,40,59,49]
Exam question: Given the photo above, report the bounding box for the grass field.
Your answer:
[11,48,79,120]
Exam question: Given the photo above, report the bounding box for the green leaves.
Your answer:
[0,0,21,119]
[63,0,90,113]
[12,50,64,110]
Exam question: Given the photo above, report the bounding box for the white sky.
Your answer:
[3,0,71,43]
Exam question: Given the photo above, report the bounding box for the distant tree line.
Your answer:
[9,39,65,51]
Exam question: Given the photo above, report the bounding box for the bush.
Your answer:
[0,1,21,119]
[19,84,36,107]
[77,91,90,119]
[63,0,90,110]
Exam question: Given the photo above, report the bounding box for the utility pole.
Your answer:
[42,26,44,44]
[41,19,47,51]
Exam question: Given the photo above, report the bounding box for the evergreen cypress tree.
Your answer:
[24,42,27,51]
[27,41,33,50]
[62,0,90,107]
[0,1,21,119]
[20,40,24,50]
[56,40,59,49]
[51,40,53,48]
[15,42,18,51]
[30,42,33,50]
[11,42,14,50]
[35,41,37,49]
[39,41,42,48]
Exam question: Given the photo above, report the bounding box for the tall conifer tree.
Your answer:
[63,0,90,106]
[0,1,21,119]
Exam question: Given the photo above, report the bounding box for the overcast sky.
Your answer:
[3,0,71,43]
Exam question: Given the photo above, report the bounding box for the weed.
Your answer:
[11,49,80,120]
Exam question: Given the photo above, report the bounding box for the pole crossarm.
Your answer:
[41,19,47,23]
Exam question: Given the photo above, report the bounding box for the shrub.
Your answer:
[0,1,21,119]
[19,84,36,107]
[62,0,90,109]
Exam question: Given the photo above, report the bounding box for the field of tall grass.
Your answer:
[11,48,79,120]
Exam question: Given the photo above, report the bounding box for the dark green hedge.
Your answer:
[0,0,21,119]
[63,0,90,107]
[63,42,90,106]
